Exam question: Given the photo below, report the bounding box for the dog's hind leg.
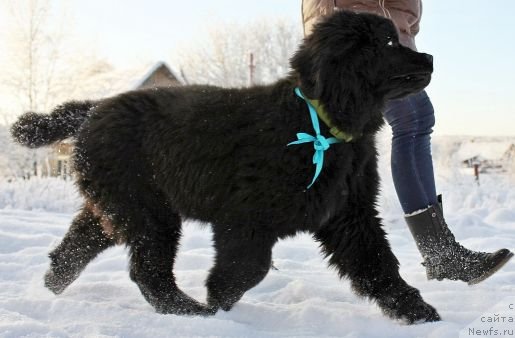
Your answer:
[45,205,115,294]
[126,204,212,316]
[206,226,276,312]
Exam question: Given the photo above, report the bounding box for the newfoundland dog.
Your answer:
[11,11,438,323]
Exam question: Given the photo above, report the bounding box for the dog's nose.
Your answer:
[424,54,433,64]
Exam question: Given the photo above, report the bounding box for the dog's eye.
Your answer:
[385,36,396,47]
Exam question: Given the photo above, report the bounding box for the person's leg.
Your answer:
[383,90,436,214]
[383,91,513,284]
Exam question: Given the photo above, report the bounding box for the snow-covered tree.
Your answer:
[174,19,302,87]
[0,124,42,179]
[0,0,121,122]
[0,0,125,178]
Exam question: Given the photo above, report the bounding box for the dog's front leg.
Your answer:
[313,151,440,323]
[314,209,440,324]
[206,225,277,312]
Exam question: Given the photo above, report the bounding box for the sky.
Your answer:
[1,0,514,136]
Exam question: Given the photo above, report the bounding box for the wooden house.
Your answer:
[43,141,74,179]
[134,62,183,89]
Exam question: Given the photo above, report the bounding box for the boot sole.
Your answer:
[467,251,514,285]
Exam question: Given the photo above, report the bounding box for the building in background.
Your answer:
[44,61,183,179]
[459,141,515,174]
[134,62,183,89]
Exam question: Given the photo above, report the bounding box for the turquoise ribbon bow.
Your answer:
[287,87,341,189]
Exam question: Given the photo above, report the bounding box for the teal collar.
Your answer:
[287,87,343,189]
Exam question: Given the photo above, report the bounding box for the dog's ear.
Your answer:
[291,12,364,99]
[290,31,358,100]
[290,43,319,98]
[290,40,349,99]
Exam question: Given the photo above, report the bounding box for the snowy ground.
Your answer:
[0,136,514,337]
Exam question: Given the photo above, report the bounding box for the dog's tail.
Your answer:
[11,101,95,148]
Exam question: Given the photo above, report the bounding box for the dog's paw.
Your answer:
[207,291,242,312]
[143,287,215,316]
[154,297,216,316]
[44,269,77,295]
[399,298,441,324]
[377,287,441,324]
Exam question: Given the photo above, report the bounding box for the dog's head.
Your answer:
[290,10,433,134]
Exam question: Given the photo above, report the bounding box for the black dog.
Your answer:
[11,11,438,323]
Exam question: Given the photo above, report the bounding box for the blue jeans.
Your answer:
[383,90,437,214]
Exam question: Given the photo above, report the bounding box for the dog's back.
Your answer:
[71,82,328,231]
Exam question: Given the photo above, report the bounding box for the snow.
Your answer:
[0,178,81,213]
[0,133,514,337]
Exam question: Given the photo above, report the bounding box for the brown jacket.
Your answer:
[302,0,422,50]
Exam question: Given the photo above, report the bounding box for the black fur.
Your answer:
[12,11,439,323]
[11,101,94,148]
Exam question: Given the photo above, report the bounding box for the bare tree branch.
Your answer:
[173,19,302,88]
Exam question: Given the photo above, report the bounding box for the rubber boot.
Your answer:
[405,195,513,285]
